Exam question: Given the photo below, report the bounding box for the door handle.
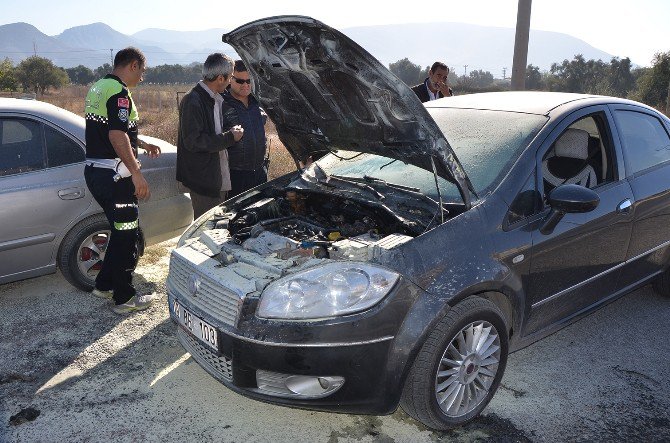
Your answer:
[616,199,632,214]
[58,187,85,200]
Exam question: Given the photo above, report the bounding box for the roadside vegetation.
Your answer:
[0,51,668,179]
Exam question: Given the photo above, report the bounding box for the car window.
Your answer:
[541,113,616,198]
[507,171,542,225]
[429,108,547,195]
[45,125,85,168]
[615,110,670,175]
[0,118,45,177]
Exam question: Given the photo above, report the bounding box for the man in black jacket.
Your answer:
[222,60,268,197]
[411,61,454,103]
[177,53,243,218]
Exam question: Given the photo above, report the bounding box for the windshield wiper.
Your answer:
[363,175,420,193]
[328,174,385,200]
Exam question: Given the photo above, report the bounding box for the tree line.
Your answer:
[1,53,669,113]
[0,56,205,93]
[390,53,670,112]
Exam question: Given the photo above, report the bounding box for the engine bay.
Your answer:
[201,182,444,263]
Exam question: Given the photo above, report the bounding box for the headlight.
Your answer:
[258,263,399,319]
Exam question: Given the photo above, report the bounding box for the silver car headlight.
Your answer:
[257,262,399,319]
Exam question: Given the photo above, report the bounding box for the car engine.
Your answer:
[204,187,417,264]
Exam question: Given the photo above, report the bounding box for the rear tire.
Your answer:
[652,268,670,297]
[58,214,110,291]
[400,296,509,430]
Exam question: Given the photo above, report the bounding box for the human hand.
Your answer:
[231,125,244,142]
[436,80,450,95]
[131,171,150,200]
[142,142,161,158]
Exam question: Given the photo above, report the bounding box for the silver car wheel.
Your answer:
[76,230,110,279]
[434,320,501,417]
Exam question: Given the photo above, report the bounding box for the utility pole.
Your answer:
[502,67,507,79]
[511,0,532,90]
[463,65,468,77]
[33,41,37,56]
[110,49,114,66]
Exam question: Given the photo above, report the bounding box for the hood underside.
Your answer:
[223,16,474,206]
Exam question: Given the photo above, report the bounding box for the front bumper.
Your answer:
[167,280,419,415]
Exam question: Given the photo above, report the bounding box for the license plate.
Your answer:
[173,300,219,353]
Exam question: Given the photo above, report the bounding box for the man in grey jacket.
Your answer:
[177,53,243,218]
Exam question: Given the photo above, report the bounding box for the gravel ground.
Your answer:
[1,239,669,442]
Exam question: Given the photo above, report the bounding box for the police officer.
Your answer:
[83,47,160,314]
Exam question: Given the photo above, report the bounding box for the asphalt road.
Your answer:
[1,240,669,442]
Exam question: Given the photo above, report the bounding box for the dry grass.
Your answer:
[39,85,296,179]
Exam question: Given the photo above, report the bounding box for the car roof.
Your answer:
[424,91,641,115]
[0,97,85,139]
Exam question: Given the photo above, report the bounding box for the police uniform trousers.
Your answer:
[84,165,139,304]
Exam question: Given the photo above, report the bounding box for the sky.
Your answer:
[1,0,668,67]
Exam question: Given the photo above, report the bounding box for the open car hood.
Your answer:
[223,16,475,206]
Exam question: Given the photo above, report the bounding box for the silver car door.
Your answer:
[0,116,90,283]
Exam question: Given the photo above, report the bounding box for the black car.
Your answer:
[166,16,670,430]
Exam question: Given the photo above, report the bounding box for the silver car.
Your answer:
[0,98,193,290]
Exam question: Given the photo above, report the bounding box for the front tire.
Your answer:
[58,214,110,291]
[400,296,509,430]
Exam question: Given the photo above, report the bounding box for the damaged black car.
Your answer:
[166,16,670,430]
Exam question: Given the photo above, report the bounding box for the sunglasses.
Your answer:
[232,76,251,85]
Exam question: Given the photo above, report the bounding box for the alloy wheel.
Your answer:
[434,320,501,417]
[76,230,110,280]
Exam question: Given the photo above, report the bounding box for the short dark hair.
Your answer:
[233,60,248,73]
[430,61,449,74]
[114,47,146,69]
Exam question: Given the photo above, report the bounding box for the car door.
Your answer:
[0,115,90,283]
[610,105,670,290]
[524,106,634,336]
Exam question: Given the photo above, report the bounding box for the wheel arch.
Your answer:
[381,282,523,412]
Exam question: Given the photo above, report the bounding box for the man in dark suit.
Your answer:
[411,61,454,103]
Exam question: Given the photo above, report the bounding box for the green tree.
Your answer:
[0,57,18,91]
[66,65,95,85]
[547,55,609,94]
[389,58,422,86]
[608,57,634,97]
[631,51,670,113]
[16,56,69,94]
[525,64,544,90]
[468,69,494,88]
[94,63,112,80]
[144,63,203,84]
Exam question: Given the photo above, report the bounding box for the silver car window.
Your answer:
[45,125,85,168]
[0,118,45,177]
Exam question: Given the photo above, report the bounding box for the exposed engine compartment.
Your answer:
[210,186,421,263]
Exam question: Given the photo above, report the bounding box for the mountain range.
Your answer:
[0,21,623,76]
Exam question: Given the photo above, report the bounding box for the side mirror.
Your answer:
[539,184,600,235]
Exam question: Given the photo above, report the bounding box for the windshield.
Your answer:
[311,108,547,202]
[429,108,547,194]
[314,151,461,202]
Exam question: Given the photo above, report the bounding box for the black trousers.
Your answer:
[189,190,227,220]
[229,167,268,198]
[84,166,139,304]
